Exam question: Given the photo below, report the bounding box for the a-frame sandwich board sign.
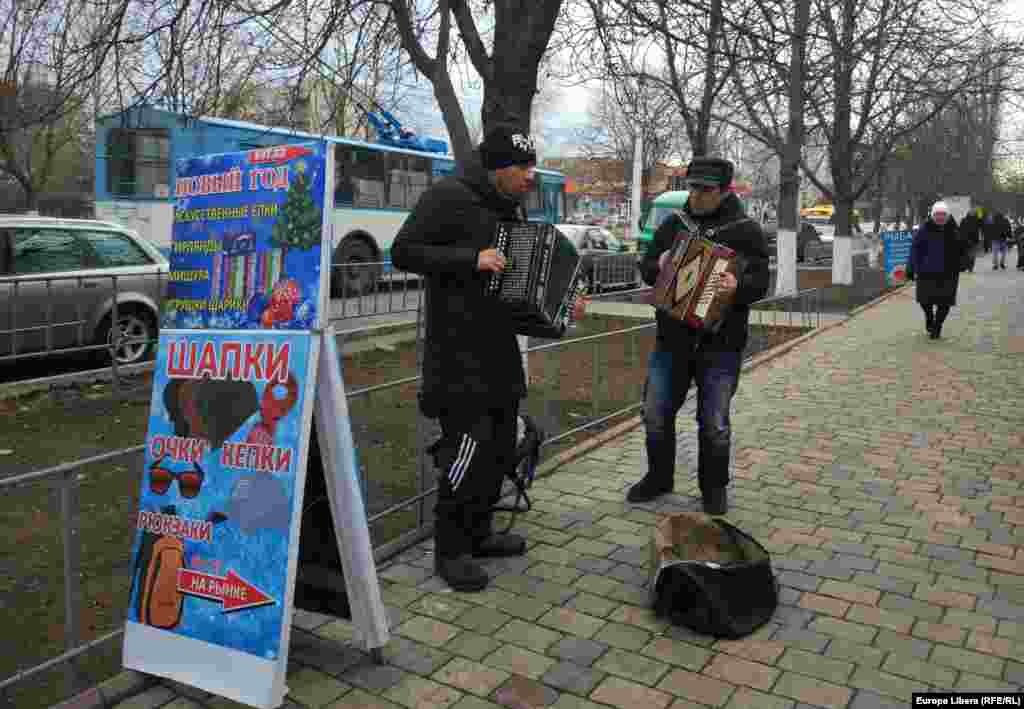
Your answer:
[123,141,389,708]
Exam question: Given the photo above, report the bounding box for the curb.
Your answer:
[535,283,911,480]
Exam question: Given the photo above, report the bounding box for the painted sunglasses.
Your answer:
[148,457,206,499]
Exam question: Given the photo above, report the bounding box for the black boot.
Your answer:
[435,555,489,592]
[702,486,728,515]
[473,533,526,558]
[629,436,675,502]
[626,475,674,502]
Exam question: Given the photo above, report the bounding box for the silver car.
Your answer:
[555,224,639,292]
[0,217,168,365]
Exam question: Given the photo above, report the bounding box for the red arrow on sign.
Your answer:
[177,568,275,612]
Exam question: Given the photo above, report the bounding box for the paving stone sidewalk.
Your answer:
[101,259,1024,709]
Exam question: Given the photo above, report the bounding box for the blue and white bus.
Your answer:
[94,106,569,295]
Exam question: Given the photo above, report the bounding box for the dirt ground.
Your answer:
[0,314,808,708]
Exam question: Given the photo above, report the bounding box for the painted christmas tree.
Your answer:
[270,164,321,255]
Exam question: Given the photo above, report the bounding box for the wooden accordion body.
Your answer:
[652,214,740,332]
[484,222,584,339]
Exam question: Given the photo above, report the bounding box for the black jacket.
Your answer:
[909,218,963,306]
[983,212,1012,243]
[959,213,982,246]
[391,163,526,414]
[640,193,771,352]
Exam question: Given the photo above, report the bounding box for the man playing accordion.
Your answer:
[392,127,585,592]
[628,157,770,515]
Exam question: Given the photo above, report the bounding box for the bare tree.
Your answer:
[886,69,1006,225]
[573,78,680,199]
[104,0,283,119]
[720,0,1023,234]
[575,0,738,158]
[0,0,127,210]
[380,0,565,166]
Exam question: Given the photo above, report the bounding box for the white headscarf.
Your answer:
[931,201,949,218]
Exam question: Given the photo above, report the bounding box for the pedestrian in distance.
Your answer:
[958,206,982,273]
[1014,220,1024,271]
[391,126,587,592]
[983,209,1012,270]
[907,201,965,340]
[626,157,771,515]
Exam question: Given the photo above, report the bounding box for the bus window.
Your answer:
[334,146,355,206]
[387,153,408,208]
[407,156,430,207]
[336,145,387,208]
[386,154,431,209]
[107,128,170,197]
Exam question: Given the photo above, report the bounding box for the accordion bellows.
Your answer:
[485,222,583,338]
[653,231,739,332]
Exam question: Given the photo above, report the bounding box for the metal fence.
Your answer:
[590,253,642,292]
[0,259,853,708]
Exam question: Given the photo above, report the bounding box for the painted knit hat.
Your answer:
[479,127,537,170]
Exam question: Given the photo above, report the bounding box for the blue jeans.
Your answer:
[642,345,742,491]
[993,240,1008,267]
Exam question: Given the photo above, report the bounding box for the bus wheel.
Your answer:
[331,238,380,297]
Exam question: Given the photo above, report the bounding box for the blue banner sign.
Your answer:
[881,230,913,286]
[163,143,327,331]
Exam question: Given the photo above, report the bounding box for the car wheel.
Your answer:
[331,238,381,298]
[97,306,156,365]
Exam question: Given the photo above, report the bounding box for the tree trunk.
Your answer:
[694,0,723,159]
[779,0,809,232]
[872,166,885,233]
[481,81,534,139]
[431,66,477,168]
[829,0,855,236]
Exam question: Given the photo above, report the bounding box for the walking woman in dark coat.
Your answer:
[908,201,965,339]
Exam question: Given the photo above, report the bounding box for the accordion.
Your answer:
[653,214,741,332]
[484,222,584,338]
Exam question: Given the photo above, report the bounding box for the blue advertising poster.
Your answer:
[881,230,913,286]
[126,330,313,661]
[163,143,327,331]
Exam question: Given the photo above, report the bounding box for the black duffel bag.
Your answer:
[649,513,778,639]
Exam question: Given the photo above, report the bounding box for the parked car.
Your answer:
[0,216,169,365]
[804,215,835,241]
[761,219,823,262]
[556,224,638,291]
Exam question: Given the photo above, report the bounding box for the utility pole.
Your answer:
[630,77,645,241]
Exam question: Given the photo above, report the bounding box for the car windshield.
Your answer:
[645,205,684,231]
